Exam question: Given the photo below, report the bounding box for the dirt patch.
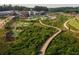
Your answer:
[0,20,5,29]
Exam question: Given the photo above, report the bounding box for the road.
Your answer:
[39,18,62,55]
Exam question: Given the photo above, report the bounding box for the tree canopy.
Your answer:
[33,6,48,11]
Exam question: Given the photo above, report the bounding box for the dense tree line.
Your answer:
[33,6,48,11]
[0,5,48,11]
[1,4,79,13]
[0,4,30,11]
[49,7,79,13]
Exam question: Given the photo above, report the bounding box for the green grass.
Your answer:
[68,18,79,30]
[41,15,69,28]
[15,21,30,27]
[0,29,5,38]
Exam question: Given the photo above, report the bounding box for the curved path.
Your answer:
[64,19,79,33]
[39,18,62,55]
[0,16,15,29]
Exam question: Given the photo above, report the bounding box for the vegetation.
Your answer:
[42,15,69,28]
[68,18,79,30]
[0,29,5,38]
[33,6,48,11]
[41,15,79,55]
[0,5,79,55]
[0,5,48,11]
[46,31,79,55]
[0,4,30,11]
[0,18,57,55]
[49,7,79,13]
[1,4,79,13]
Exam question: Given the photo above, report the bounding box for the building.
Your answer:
[19,11,29,18]
[0,10,18,17]
[0,9,48,18]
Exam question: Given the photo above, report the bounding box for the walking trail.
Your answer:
[0,16,15,29]
[39,18,62,55]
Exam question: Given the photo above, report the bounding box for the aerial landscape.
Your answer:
[0,4,79,55]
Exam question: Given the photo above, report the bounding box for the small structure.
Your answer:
[19,10,29,18]
[28,9,47,17]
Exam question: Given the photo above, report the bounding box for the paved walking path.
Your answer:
[39,18,62,55]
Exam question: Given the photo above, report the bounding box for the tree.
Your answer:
[33,6,48,11]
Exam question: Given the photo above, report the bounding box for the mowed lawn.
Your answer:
[68,18,79,30]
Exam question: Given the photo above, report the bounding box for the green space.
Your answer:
[0,29,5,38]
[0,17,57,55]
[46,31,79,55]
[68,18,79,30]
[42,15,69,28]
[1,4,79,55]
[45,15,79,55]
[0,13,79,55]
[13,20,31,37]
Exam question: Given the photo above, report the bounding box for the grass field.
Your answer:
[68,18,79,30]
